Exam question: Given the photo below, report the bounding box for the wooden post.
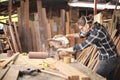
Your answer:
[59,9,65,35]
[94,0,98,15]
[8,0,12,23]
[66,11,70,34]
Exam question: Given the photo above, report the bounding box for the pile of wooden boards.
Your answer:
[17,0,71,52]
[2,22,22,53]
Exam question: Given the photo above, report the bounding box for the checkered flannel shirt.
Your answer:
[73,22,118,60]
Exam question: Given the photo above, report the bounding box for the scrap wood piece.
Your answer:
[0,66,10,80]
[2,67,19,80]
[0,52,19,68]
[46,58,90,80]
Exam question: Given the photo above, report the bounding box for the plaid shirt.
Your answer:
[73,22,118,60]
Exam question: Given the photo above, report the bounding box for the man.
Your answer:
[57,16,119,80]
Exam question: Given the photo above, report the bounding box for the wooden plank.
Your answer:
[37,0,46,51]
[8,0,12,22]
[50,19,57,37]
[0,67,10,80]
[42,8,51,39]
[29,21,36,51]
[111,29,117,39]
[2,67,19,80]
[0,53,19,68]
[8,24,18,52]
[117,39,120,56]
[66,11,70,34]
[34,13,41,51]
[94,11,103,24]
[94,0,98,15]
[19,0,25,52]
[24,0,31,52]
[13,22,22,52]
[46,58,90,80]
[110,2,118,35]
[59,9,65,35]
[114,35,120,45]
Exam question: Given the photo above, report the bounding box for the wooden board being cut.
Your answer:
[46,58,90,80]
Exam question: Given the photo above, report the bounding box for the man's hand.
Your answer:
[57,47,74,53]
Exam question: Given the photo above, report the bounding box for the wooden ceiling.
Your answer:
[0,0,116,16]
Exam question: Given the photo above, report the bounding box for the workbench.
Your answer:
[0,53,106,80]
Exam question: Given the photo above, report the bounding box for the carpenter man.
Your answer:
[57,16,119,80]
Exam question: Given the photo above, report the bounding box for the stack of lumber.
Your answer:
[18,0,70,52]
[3,23,22,53]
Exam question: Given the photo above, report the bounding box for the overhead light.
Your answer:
[68,2,120,10]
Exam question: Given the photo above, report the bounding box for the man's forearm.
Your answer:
[65,33,79,38]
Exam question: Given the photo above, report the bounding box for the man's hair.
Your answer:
[77,16,93,27]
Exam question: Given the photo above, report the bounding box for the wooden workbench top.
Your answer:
[0,53,106,80]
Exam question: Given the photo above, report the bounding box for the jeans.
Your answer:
[96,57,119,80]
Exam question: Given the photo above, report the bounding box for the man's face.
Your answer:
[77,23,90,32]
